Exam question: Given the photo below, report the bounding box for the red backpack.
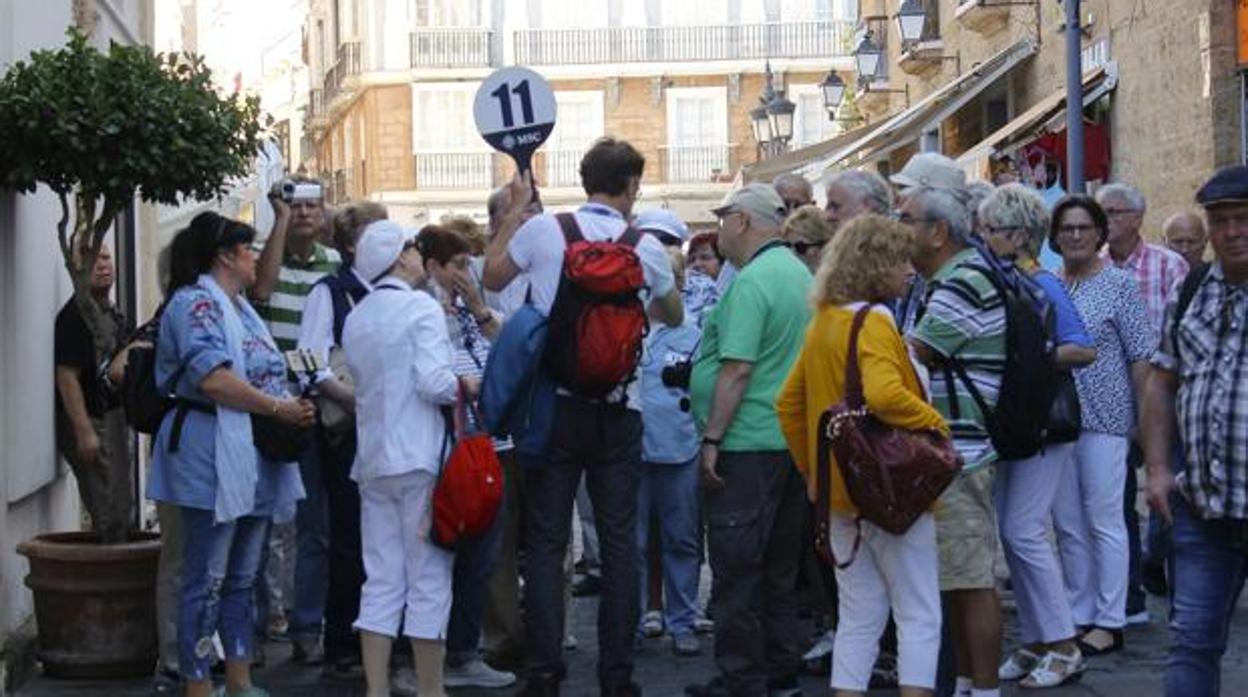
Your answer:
[543,212,649,399]
[432,391,504,551]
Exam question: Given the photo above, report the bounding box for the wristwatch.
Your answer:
[701,435,723,447]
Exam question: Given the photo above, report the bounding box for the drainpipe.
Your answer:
[1064,0,1085,194]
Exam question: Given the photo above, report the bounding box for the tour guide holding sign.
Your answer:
[483,134,684,695]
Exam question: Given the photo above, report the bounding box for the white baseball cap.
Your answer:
[634,209,691,243]
[353,220,416,283]
[890,152,967,191]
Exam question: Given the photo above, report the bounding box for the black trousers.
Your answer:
[706,451,807,695]
[523,396,642,691]
[322,430,364,663]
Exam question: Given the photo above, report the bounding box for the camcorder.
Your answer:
[661,360,692,390]
[277,178,323,203]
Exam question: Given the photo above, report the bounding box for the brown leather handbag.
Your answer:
[814,305,962,568]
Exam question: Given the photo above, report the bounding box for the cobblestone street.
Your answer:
[16,590,1248,697]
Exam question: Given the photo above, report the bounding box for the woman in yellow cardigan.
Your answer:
[777,214,949,697]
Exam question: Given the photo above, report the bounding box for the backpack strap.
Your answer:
[1172,262,1211,363]
[555,212,584,245]
[617,226,643,248]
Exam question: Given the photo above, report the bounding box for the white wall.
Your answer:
[0,0,150,640]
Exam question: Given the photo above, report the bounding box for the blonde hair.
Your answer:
[812,214,914,307]
[331,201,388,258]
[783,205,833,244]
[441,215,487,256]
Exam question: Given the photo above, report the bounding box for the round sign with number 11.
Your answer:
[474,66,557,176]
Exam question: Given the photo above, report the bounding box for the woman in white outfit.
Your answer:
[978,186,1098,688]
[343,220,463,697]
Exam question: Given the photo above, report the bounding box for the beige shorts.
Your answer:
[935,465,998,592]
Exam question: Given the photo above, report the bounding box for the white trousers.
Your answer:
[994,443,1077,644]
[1052,432,1129,629]
[354,470,454,640]
[829,512,942,691]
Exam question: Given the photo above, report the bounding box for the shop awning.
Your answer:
[955,62,1119,177]
[792,38,1038,183]
[740,123,877,184]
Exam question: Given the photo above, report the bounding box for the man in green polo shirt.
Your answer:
[250,176,339,664]
[686,183,812,697]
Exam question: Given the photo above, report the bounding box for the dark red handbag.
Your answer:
[433,385,504,551]
[815,305,962,568]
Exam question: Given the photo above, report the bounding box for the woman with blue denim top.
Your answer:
[978,185,1099,688]
[147,212,315,697]
[634,210,707,656]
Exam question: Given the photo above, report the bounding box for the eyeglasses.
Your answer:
[893,212,941,227]
[790,240,825,256]
[717,210,746,230]
[1057,224,1098,238]
[1103,208,1140,218]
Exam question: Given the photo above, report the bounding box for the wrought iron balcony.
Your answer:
[324,41,362,104]
[514,20,854,66]
[410,28,494,68]
[307,88,326,124]
[661,144,732,184]
[415,151,498,190]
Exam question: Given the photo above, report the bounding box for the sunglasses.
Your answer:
[790,240,825,256]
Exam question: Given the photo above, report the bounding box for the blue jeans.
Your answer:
[636,459,701,637]
[1166,496,1248,697]
[178,509,270,681]
[447,480,506,663]
[291,443,328,640]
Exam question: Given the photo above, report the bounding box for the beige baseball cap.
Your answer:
[710,182,788,226]
[890,152,967,191]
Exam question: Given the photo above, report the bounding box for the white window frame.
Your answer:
[537,0,609,28]
[662,0,728,26]
[663,86,729,183]
[411,82,494,189]
[546,91,605,187]
[790,83,842,149]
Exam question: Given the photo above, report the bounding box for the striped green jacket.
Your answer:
[255,243,341,352]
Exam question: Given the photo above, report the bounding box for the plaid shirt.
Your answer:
[1152,263,1248,520]
[1104,240,1189,337]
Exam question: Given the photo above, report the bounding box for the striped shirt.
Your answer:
[909,249,1008,471]
[1152,263,1248,520]
[255,243,341,352]
[1103,240,1189,337]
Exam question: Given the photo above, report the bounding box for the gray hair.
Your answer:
[978,184,1050,259]
[826,169,894,215]
[486,186,509,223]
[1096,183,1147,213]
[910,186,974,246]
[964,181,996,216]
[772,173,813,198]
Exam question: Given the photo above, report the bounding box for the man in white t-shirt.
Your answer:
[483,138,682,697]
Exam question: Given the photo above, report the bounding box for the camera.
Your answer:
[278,179,323,203]
[661,360,692,390]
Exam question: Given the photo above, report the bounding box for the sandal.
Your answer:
[1076,627,1123,656]
[1021,649,1085,688]
[999,647,1042,681]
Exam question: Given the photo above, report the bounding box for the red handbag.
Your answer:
[815,305,962,568]
[432,385,504,551]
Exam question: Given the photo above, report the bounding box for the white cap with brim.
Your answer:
[889,152,967,191]
[710,182,787,227]
[634,209,691,242]
[353,220,416,284]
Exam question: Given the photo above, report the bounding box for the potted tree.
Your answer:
[0,30,262,678]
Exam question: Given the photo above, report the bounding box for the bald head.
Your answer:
[773,173,814,213]
[1163,211,1208,267]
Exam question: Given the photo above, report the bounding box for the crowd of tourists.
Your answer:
[54,136,1247,697]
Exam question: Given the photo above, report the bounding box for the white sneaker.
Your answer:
[444,658,516,689]
[802,630,836,662]
[641,610,664,638]
[694,614,715,634]
[563,633,579,651]
[1126,610,1150,626]
[391,666,418,697]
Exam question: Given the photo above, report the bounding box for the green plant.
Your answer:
[0,28,263,542]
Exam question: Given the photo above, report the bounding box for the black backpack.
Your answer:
[120,309,176,435]
[1172,262,1212,363]
[942,250,1061,461]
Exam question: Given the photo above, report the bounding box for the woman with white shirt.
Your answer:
[342,220,463,697]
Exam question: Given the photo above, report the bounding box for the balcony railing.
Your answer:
[415,151,496,190]
[308,88,326,123]
[662,144,731,184]
[543,149,582,188]
[324,41,362,104]
[515,20,854,66]
[410,28,494,68]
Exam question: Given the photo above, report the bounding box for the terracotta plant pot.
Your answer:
[16,531,161,679]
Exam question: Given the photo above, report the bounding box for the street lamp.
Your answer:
[853,31,883,84]
[896,0,928,45]
[766,93,796,151]
[751,61,795,158]
[820,70,846,118]
[749,102,771,150]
